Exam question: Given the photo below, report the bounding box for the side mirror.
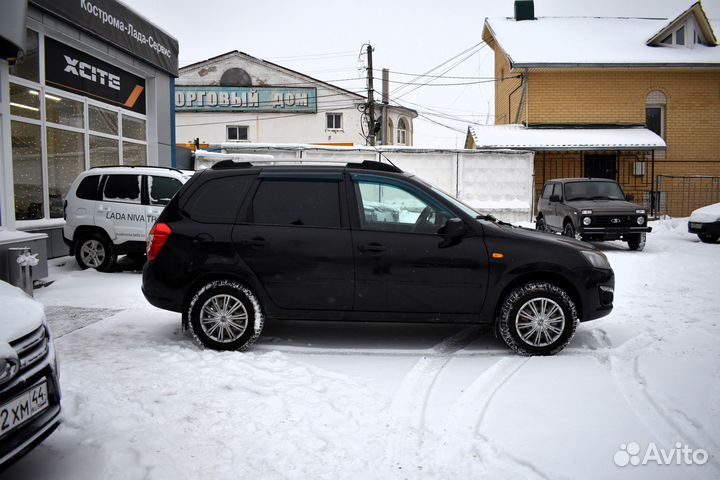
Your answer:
[438,218,466,248]
[550,194,561,203]
[625,194,635,202]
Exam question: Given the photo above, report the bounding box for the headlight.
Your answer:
[635,209,646,214]
[637,216,645,225]
[580,250,611,269]
[581,209,592,215]
[583,217,592,226]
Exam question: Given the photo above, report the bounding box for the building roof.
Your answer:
[466,125,666,151]
[483,2,720,68]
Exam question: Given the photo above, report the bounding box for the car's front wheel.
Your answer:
[562,221,576,239]
[75,233,116,271]
[626,232,646,251]
[698,233,719,244]
[497,282,579,356]
[188,280,264,351]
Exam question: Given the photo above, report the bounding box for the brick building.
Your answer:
[466,1,720,216]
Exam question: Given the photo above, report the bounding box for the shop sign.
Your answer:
[45,37,146,114]
[175,86,317,113]
[31,0,179,76]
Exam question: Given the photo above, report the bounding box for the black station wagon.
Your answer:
[142,160,615,356]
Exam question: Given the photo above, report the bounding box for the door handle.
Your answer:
[358,243,386,253]
[239,237,268,248]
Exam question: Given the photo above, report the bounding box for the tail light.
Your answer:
[147,223,172,261]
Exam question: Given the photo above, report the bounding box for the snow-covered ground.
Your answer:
[2,219,719,479]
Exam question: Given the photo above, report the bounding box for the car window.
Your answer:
[552,183,562,199]
[76,175,101,200]
[252,179,341,228]
[565,181,625,201]
[102,175,141,204]
[355,180,450,233]
[149,176,184,206]
[542,184,553,199]
[181,175,253,223]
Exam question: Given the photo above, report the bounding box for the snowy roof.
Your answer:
[467,125,666,151]
[483,11,720,68]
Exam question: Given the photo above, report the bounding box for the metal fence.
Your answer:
[654,175,720,217]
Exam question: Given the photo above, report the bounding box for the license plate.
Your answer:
[0,381,49,438]
[689,222,703,229]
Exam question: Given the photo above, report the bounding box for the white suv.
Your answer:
[63,166,188,271]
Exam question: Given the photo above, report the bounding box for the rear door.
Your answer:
[96,174,145,243]
[232,171,354,311]
[350,174,489,315]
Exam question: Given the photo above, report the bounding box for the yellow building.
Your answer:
[467,1,720,216]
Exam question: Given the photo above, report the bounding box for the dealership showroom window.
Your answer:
[9,29,148,222]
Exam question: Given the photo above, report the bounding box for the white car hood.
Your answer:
[0,281,45,344]
[689,202,720,223]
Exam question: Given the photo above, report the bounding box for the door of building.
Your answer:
[584,154,617,180]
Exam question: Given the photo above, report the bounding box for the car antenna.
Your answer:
[358,133,401,170]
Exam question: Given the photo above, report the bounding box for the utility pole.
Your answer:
[381,68,389,145]
[366,44,376,146]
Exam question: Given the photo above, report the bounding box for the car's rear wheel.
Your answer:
[627,232,646,251]
[188,280,264,351]
[497,282,579,356]
[698,233,719,244]
[75,234,116,271]
[536,216,547,232]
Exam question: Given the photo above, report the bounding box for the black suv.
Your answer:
[142,161,615,356]
[536,178,652,251]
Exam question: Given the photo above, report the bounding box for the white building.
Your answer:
[176,51,416,147]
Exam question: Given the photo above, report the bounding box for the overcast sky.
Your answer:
[122,0,720,148]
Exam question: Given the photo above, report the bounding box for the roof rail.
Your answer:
[89,165,184,173]
[209,158,403,173]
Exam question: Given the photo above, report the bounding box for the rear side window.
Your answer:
[149,176,183,206]
[103,175,141,204]
[252,179,341,228]
[182,175,253,223]
[76,175,101,200]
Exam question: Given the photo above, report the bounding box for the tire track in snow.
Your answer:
[604,329,720,475]
[383,325,486,472]
[438,356,553,479]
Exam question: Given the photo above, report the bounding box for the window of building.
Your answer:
[387,118,394,145]
[645,90,667,139]
[676,26,685,45]
[326,113,342,130]
[227,125,248,141]
[8,29,149,223]
[397,118,408,145]
[252,180,341,228]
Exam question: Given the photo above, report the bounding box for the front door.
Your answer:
[351,176,488,315]
[233,174,354,311]
[96,174,146,243]
[584,154,617,180]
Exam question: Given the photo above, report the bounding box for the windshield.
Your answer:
[564,181,625,201]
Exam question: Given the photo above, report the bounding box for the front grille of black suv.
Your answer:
[9,326,49,375]
[591,215,635,228]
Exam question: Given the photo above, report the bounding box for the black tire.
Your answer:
[562,221,576,238]
[188,280,264,351]
[536,216,547,232]
[75,233,116,271]
[698,233,719,244]
[627,232,647,251]
[497,282,579,356]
